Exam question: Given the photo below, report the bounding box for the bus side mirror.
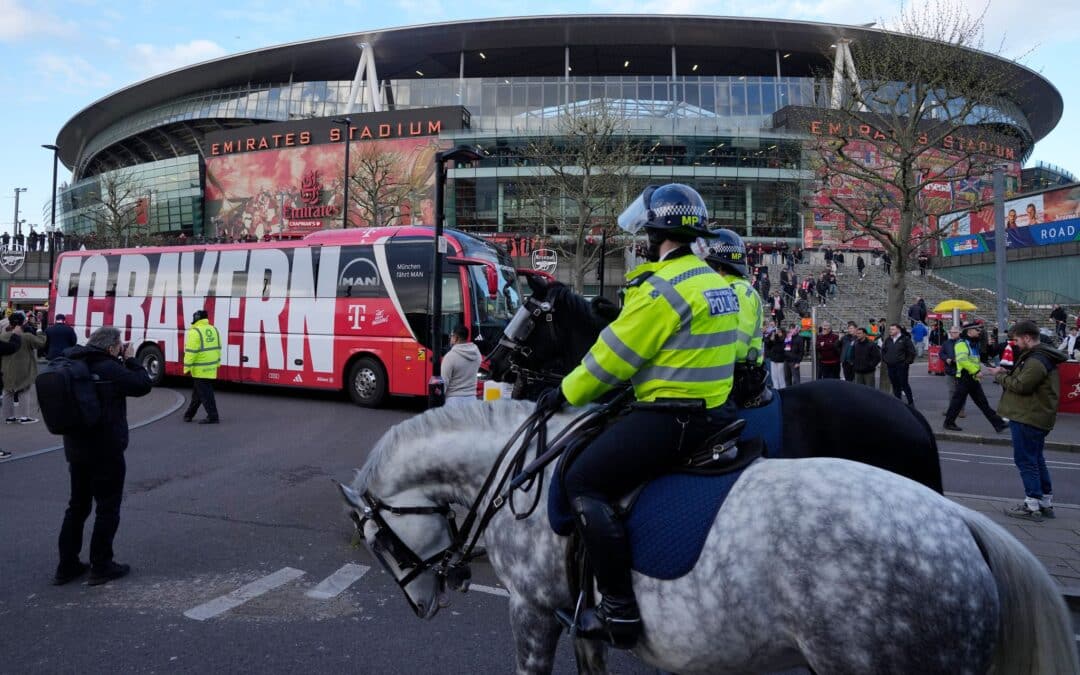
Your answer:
[485,266,499,299]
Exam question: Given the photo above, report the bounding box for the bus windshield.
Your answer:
[467,263,522,348]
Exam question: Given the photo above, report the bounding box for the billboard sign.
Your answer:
[939,183,1080,256]
[204,108,469,239]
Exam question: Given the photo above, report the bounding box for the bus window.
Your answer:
[467,264,522,347]
[438,271,466,345]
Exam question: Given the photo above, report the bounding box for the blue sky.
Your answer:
[3,0,1078,235]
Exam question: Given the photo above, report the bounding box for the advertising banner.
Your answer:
[939,184,1080,256]
[203,108,468,239]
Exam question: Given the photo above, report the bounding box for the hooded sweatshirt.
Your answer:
[441,341,482,398]
[995,344,1069,431]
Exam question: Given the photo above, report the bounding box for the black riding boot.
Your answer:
[569,496,641,648]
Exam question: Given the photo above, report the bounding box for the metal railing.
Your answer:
[929,269,1080,309]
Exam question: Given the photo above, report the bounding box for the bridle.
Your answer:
[349,405,562,612]
[490,295,563,390]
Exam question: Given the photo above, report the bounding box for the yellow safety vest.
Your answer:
[561,252,738,409]
[184,319,221,379]
[954,339,980,378]
[722,273,764,365]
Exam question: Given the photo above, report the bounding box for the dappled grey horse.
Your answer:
[339,401,1078,674]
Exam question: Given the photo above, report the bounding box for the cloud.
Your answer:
[33,52,112,92]
[0,0,77,41]
[130,39,229,78]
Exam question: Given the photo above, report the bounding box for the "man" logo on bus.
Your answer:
[338,258,381,289]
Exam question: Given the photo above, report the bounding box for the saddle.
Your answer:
[546,405,766,581]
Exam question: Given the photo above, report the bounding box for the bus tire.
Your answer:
[137,344,165,385]
[347,357,387,407]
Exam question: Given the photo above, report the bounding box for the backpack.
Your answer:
[35,356,101,435]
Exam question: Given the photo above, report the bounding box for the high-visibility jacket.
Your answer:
[954,338,981,378]
[561,252,738,409]
[721,273,764,365]
[184,318,221,379]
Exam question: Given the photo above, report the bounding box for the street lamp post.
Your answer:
[332,118,352,229]
[12,187,27,240]
[429,145,482,407]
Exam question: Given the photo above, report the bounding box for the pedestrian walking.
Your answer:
[943,323,1007,432]
[1,312,46,424]
[441,325,481,406]
[928,320,946,347]
[783,323,804,387]
[1060,327,1079,361]
[881,323,916,405]
[1050,305,1068,340]
[44,313,78,360]
[986,320,1069,521]
[856,255,866,279]
[815,321,841,379]
[941,325,966,418]
[851,327,880,387]
[0,329,23,459]
[53,326,153,586]
[911,320,929,357]
[182,309,221,424]
[839,321,858,382]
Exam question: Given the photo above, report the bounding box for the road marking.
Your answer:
[305,563,370,600]
[184,567,306,621]
[942,450,1080,467]
[471,584,510,598]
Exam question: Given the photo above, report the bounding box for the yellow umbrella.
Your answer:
[933,300,977,312]
[933,300,977,327]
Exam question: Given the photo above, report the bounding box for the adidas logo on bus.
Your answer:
[293,374,303,383]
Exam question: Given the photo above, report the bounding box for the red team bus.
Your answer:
[49,226,523,407]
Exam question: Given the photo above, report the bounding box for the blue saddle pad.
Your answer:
[546,394,783,580]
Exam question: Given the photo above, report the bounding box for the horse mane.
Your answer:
[353,400,535,493]
[545,282,598,329]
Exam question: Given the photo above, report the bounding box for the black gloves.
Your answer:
[535,387,566,416]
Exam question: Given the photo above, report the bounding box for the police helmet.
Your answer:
[698,228,747,277]
[617,183,711,241]
[192,309,209,323]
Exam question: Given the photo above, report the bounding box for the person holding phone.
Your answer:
[0,311,47,424]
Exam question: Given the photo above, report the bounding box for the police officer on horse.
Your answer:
[698,229,770,407]
[535,183,740,647]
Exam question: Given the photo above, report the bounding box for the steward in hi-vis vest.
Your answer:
[532,183,740,648]
[943,322,1006,433]
[183,309,221,424]
[696,228,770,407]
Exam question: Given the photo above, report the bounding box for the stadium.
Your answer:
[52,15,1061,251]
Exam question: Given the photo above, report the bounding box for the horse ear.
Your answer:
[526,274,548,298]
[336,479,363,509]
[591,296,621,323]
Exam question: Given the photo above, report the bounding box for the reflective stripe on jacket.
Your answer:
[184,319,221,379]
[722,273,764,365]
[561,252,738,409]
[954,339,980,378]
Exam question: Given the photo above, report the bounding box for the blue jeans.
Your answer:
[1010,421,1052,499]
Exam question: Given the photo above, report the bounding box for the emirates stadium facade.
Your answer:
[53,15,1061,247]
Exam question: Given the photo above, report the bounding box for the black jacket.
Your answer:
[765,331,787,363]
[851,339,881,373]
[881,333,916,366]
[782,333,805,363]
[62,345,153,464]
[44,323,78,360]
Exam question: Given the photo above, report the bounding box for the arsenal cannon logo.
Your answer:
[0,245,26,275]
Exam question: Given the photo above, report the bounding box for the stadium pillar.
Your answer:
[992,166,1008,336]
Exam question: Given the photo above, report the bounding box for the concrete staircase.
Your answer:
[755,252,1062,333]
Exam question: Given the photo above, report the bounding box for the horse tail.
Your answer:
[907,406,943,493]
[959,508,1079,674]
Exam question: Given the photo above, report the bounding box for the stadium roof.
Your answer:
[55,14,1062,169]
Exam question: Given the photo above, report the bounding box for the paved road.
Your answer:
[0,383,1074,673]
[939,440,1080,505]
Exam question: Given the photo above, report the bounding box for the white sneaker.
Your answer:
[4,417,17,424]
[0,449,12,459]
[16,417,38,424]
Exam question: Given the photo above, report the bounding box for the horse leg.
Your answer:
[509,594,564,675]
[572,637,607,674]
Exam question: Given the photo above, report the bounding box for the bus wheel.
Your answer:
[137,345,165,385]
[347,357,387,407]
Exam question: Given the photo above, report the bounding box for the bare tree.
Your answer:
[518,101,642,293]
[81,170,149,247]
[803,0,1026,323]
[348,143,431,228]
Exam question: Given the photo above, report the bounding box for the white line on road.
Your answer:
[184,567,306,621]
[470,584,510,598]
[305,563,370,600]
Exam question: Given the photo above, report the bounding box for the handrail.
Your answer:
[929,269,1080,308]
